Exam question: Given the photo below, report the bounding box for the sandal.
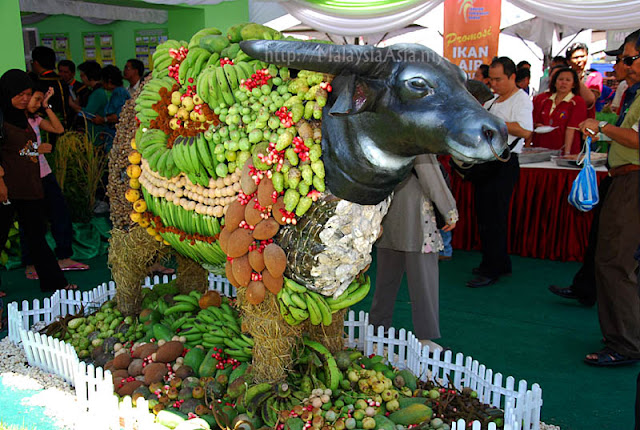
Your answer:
[584,347,640,367]
[26,265,39,280]
[148,262,175,276]
[59,260,90,271]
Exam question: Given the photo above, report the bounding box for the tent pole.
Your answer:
[515,32,542,61]
[556,29,585,56]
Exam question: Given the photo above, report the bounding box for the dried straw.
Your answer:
[175,253,208,294]
[308,309,347,354]
[237,289,303,383]
[109,225,165,316]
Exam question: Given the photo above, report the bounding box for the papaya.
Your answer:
[157,409,188,429]
[388,403,433,426]
[183,348,207,376]
[227,23,250,43]
[373,414,396,430]
[198,347,220,378]
[396,369,418,392]
[199,35,230,54]
[220,43,241,60]
[152,323,173,342]
[397,396,428,409]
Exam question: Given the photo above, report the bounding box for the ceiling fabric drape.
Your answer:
[20,0,168,24]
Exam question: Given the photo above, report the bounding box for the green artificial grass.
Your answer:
[1,250,637,429]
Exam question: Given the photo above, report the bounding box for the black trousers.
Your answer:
[20,173,74,264]
[472,155,520,277]
[0,199,68,292]
[567,175,612,305]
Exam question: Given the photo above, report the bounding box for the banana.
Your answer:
[288,305,309,322]
[207,71,221,108]
[289,292,307,310]
[155,56,173,72]
[279,287,295,308]
[240,333,255,347]
[223,64,239,92]
[196,133,216,176]
[303,339,341,391]
[205,52,220,69]
[170,314,191,331]
[152,48,170,65]
[305,293,322,326]
[244,384,273,409]
[155,149,170,176]
[219,302,234,316]
[147,147,165,172]
[188,136,204,176]
[215,66,234,106]
[329,276,371,311]
[234,62,248,82]
[178,60,190,85]
[192,51,211,77]
[279,301,299,326]
[164,302,197,316]
[236,61,254,80]
[173,294,200,308]
[284,277,307,294]
[196,69,210,104]
[311,292,333,326]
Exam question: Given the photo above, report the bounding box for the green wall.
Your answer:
[1,0,25,73]
[30,15,168,71]
[167,2,249,42]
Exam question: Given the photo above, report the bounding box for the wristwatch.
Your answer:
[598,121,609,133]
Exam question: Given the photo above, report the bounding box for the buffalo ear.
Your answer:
[328,73,378,117]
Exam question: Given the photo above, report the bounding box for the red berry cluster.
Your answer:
[307,190,321,202]
[248,239,274,253]
[248,165,266,185]
[117,376,137,389]
[319,82,333,92]
[257,142,285,171]
[291,137,310,162]
[275,106,294,128]
[241,69,271,91]
[250,272,263,282]
[279,208,297,225]
[169,47,188,62]
[237,191,254,205]
[211,347,242,370]
[220,57,234,67]
[183,80,197,98]
[142,354,153,368]
[238,220,255,231]
[172,399,185,409]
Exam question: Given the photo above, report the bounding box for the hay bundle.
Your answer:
[308,309,347,354]
[109,225,165,316]
[237,289,303,383]
[175,253,208,294]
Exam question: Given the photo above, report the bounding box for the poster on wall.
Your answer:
[40,33,71,63]
[82,31,115,66]
[135,29,168,71]
[443,0,501,78]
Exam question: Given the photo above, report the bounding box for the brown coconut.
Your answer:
[144,362,169,384]
[224,201,245,233]
[128,358,144,377]
[271,197,287,225]
[113,352,132,370]
[262,270,283,294]
[156,341,185,363]
[225,260,239,288]
[241,160,258,195]
[253,218,279,240]
[263,243,287,278]
[218,226,232,255]
[227,228,253,258]
[132,343,158,359]
[231,254,252,287]
[246,280,266,305]
[248,249,266,272]
[199,290,222,309]
[257,177,276,208]
[104,359,114,372]
[117,380,145,397]
[244,203,264,226]
[175,365,194,379]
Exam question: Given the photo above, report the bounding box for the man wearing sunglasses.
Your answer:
[579,29,640,367]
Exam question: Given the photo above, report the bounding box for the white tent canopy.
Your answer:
[20,0,168,24]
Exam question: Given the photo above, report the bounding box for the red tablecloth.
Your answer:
[450,163,608,262]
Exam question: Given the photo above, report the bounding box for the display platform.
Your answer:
[450,161,608,262]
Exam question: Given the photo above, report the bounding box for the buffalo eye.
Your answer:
[405,77,434,97]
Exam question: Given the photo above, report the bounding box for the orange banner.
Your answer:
[443,0,501,77]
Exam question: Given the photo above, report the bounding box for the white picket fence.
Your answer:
[7,275,541,430]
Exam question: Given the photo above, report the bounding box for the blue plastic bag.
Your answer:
[568,136,599,212]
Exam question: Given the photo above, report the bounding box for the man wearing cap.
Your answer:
[579,29,640,366]
[566,42,599,117]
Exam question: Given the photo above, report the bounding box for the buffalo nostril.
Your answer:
[482,126,495,142]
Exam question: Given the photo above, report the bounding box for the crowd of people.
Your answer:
[0,46,161,299]
[369,31,640,368]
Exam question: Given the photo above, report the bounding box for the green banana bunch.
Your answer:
[278,277,333,326]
